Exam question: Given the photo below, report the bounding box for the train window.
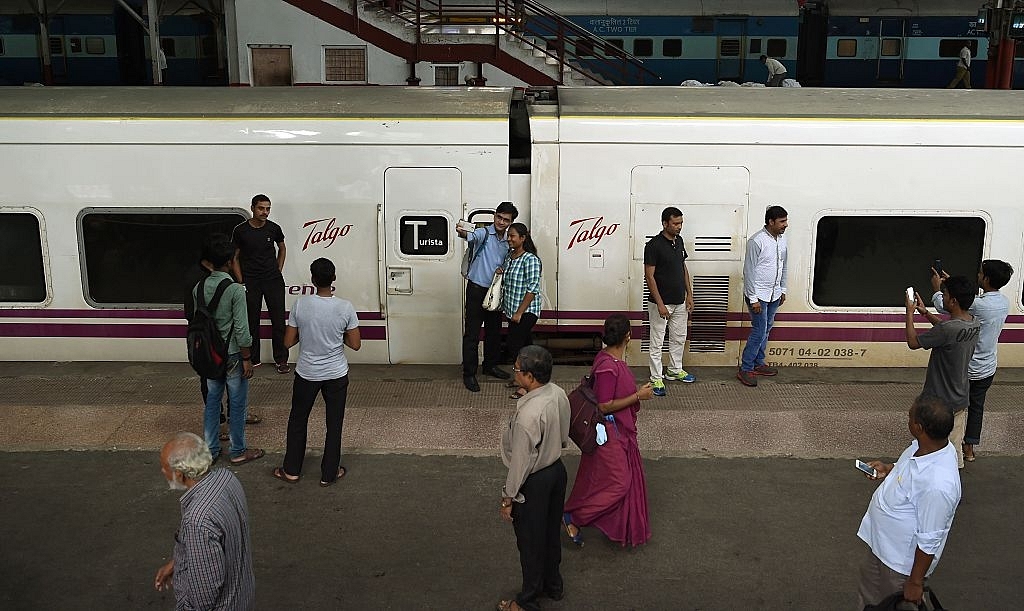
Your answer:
[48,37,62,55]
[200,36,218,58]
[433,65,459,86]
[161,38,177,58]
[938,40,978,57]
[749,39,762,55]
[79,210,247,306]
[1017,44,1024,58]
[0,213,46,303]
[605,39,624,55]
[69,37,82,53]
[720,39,741,57]
[399,216,449,256]
[812,216,985,308]
[575,39,595,57]
[324,47,367,83]
[633,39,653,57]
[0,38,5,56]
[880,39,902,57]
[663,39,682,57]
[86,37,105,55]
[766,39,787,57]
[837,39,857,57]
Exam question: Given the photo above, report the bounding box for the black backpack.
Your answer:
[187,277,234,379]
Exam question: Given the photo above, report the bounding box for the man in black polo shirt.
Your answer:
[231,194,290,374]
[643,206,695,397]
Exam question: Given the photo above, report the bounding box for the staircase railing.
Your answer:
[373,0,660,85]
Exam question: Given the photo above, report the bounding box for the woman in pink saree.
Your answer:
[563,314,655,547]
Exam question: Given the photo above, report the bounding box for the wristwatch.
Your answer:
[500,499,512,508]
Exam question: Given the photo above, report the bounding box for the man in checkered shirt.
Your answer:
[154,432,255,610]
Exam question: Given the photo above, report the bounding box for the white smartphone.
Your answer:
[855,459,877,478]
[457,220,475,233]
[905,287,915,303]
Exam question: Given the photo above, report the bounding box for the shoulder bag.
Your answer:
[482,271,503,311]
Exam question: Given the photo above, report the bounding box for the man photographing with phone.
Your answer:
[855,395,961,609]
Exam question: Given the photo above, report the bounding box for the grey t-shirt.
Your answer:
[918,317,981,411]
[287,295,359,381]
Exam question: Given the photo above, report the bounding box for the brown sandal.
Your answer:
[496,600,523,611]
[963,443,976,462]
[272,467,300,483]
[319,466,347,487]
[229,448,265,465]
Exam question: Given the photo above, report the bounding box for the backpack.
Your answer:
[567,375,603,454]
[187,277,234,379]
[460,227,489,278]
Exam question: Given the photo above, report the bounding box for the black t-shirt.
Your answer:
[232,220,285,281]
[643,233,688,304]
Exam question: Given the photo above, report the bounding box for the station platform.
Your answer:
[1,361,1022,458]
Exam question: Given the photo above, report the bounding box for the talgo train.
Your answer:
[0,85,1021,368]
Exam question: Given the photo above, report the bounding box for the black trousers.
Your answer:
[511,459,566,611]
[965,374,994,445]
[283,373,349,481]
[462,282,503,376]
[245,274,287,365]
[506,312,538,364]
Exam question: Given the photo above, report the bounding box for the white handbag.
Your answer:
[483,271,503,311]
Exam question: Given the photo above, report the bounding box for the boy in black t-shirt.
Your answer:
[231,194,290,374]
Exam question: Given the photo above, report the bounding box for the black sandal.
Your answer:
[320,466,347,487]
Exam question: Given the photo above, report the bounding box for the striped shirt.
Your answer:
[464,225,510,288]
[501,251,542,318]
[173,468,254,611]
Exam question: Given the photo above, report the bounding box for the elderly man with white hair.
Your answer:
[154,432,255,610]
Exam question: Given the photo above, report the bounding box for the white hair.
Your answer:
[166,432,213,480]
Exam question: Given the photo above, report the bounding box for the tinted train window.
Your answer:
[766,39,787,57]
[881,39,902,56]
[837,39,857,57]
[80,210,246,306]
[0,213,46,302]
[813,216,985,307]
[939,40,977,57]
[606,39,624,55]
[575,39,595,57]
[633,39,653,57]
[86,37,105,55]
[749,39,762,54]
[663,39,682,57]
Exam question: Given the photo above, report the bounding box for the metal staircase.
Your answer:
[282,0,659,85]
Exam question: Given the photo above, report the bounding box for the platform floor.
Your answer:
[1,362,1022,458]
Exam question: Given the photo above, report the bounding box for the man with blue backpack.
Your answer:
[189,239,264,465]
[456,201,518,392]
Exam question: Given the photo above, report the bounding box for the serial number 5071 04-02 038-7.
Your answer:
[767,347,868,359]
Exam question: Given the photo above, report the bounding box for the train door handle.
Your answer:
[387,267,413,295]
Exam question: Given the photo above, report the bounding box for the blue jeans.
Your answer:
[741,298,781,372]
[204,353,249,459]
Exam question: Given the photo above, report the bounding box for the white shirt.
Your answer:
[764,57,787,76]
[857,440,961,576]
[959,46,971,69]
[742,227,787,304]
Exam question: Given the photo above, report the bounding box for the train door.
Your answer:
[48,18,68,83]
[716,19,746,82]
[796,1,828,86]
[630,166,749,367]
[876,18,906,84]
[382,167,463,364]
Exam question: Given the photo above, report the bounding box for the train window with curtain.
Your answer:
[85,37,105,55]
[880,39,902,56]
[837,39,857,57]
[161,38,177,58]
[0,212,47,303]
[633,39,653,57]
[663,39,682,57]
[766,39,787,57]
[812,216,985,307]
[939,40,977,57]
[78,210,247,307]
[749,39,762,54]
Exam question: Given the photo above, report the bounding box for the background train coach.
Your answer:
[0,86,1022,369]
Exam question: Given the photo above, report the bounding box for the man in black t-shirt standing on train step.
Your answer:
[232,194,291,374]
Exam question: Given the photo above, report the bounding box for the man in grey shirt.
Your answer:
[931,260,1013,462]
[906,275,980,468]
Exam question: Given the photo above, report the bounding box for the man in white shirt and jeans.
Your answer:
[856,394,961,609]
[738,206,788,387]
[760,55,787,87]
[946,42,972,88]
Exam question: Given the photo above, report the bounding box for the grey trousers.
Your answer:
[856,547,916,610]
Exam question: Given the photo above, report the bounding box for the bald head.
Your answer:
[160,432,213,487]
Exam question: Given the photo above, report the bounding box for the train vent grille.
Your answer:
[640,275,729,354]
[693,236,733,253]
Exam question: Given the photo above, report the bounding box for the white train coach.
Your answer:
[1,86,1022,368]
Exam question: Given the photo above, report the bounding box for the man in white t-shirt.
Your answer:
[272,257,361,487]
[855,395,961,609]
[946,43,972,89]
[760,55,787,87]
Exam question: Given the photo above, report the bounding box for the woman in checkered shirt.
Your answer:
[502,223,542,398]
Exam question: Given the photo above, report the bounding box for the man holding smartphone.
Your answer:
[856,395,961,609]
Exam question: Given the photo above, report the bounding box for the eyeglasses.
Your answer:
[495,215,514,224]
[512,367,523,373]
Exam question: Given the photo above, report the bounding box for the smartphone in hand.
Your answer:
[932,259,943,277]
[855,459,878,478]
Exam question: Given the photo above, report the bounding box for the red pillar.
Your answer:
[997,39,1016,89]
